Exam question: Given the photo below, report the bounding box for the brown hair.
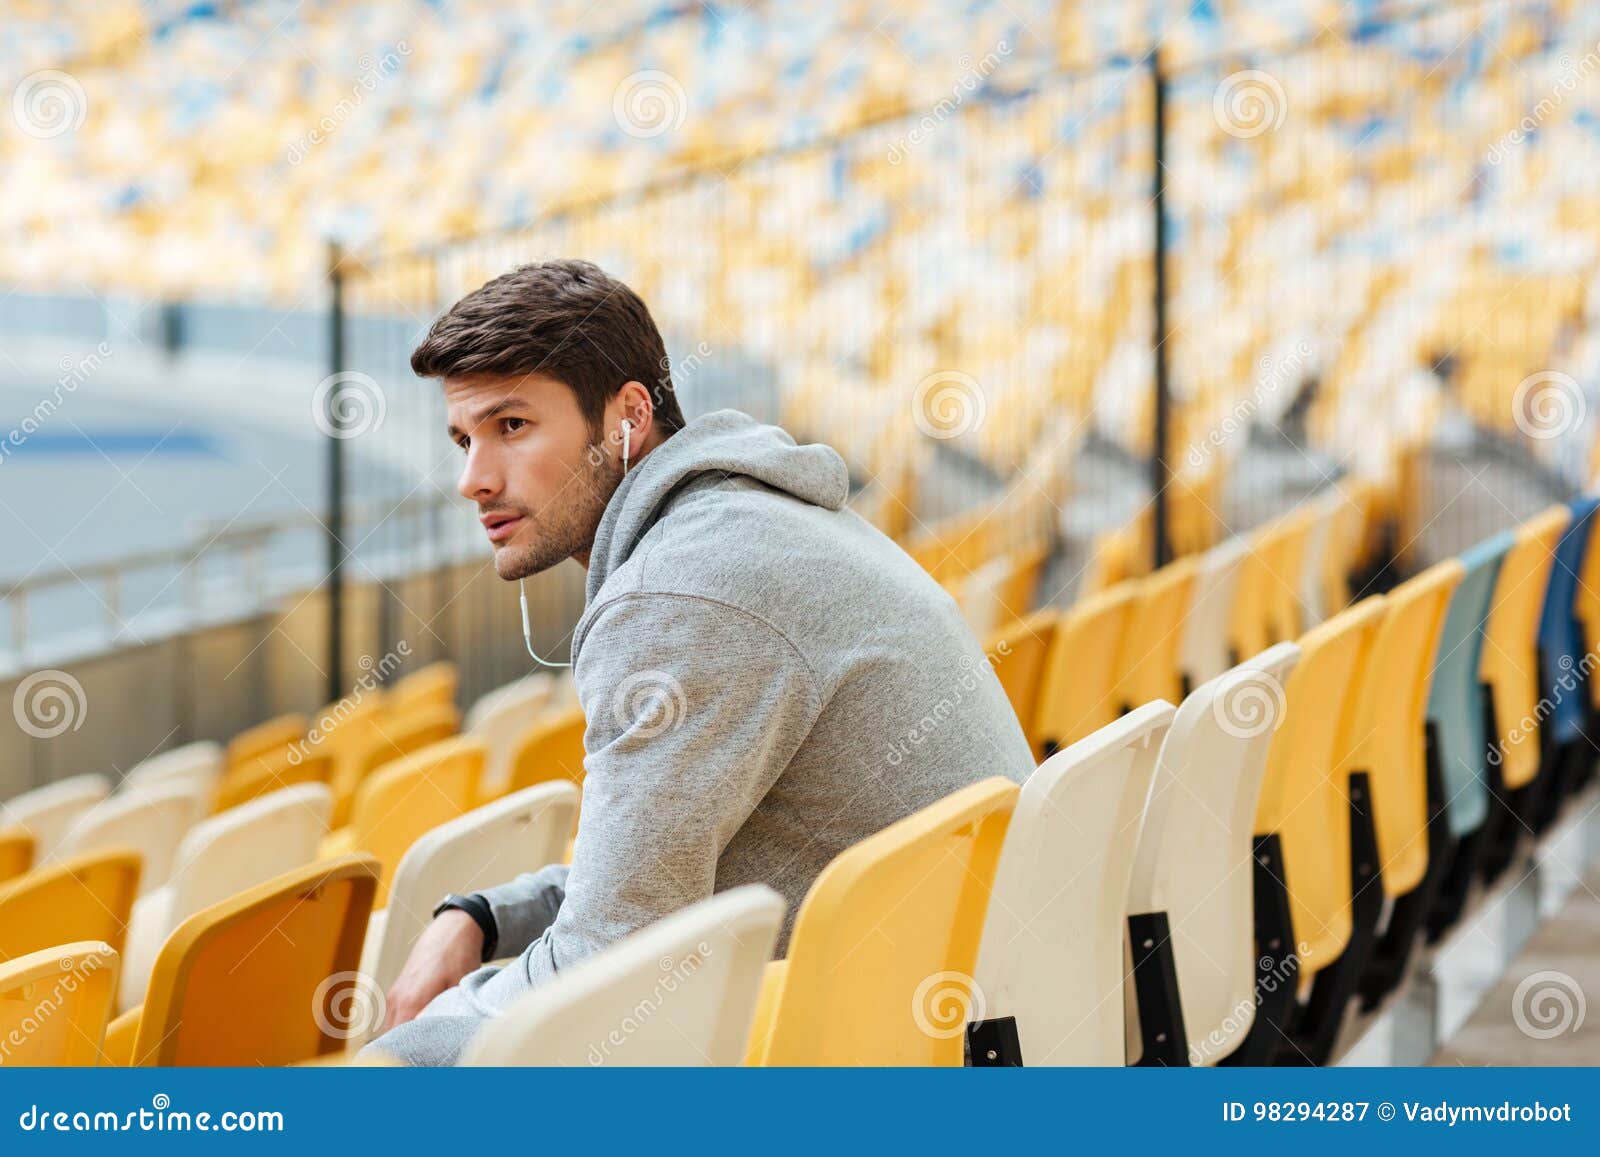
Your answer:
[411,259,686,436]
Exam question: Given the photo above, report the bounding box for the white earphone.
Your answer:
[519,416,635,670]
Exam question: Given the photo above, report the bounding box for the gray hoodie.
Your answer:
[365,410,1034,1065]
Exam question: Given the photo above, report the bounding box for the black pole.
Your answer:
[325,240,346,706]
[1150,51,1173,569]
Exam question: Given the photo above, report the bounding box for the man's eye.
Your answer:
[503,417,526,433]
[455,437,470,452]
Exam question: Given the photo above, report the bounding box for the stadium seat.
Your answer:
[357,781,579,1044]
[1423,531,1514,935]
[969,702,1173,1066]
[1114,555,1200,709]
[984,609,1056,740]
[1031,582,1138,759]
[460,885,784,1066]
[118,783,333,1013]
[57,782,204,894]
[464,675,554,800]
[210,746,333,815]
[386,661,460,717]
[105,855,380,1066]
[1230,505,1319,661]
[1125,643,1300,1066]
[745,777,1017,1065]
[1336,560,1464,1010]
[1528,495,1600,835]
[1179,535,1250,685]
[501,705,587,800]
[121,740,223,800]
[0,943,119,1066]
[0,849,141,961]
[1229,596,1387,1065]
[319,737,484,904]
[0,828,33,884]
[0,773,111,862]
[329,702,461,825]
[1476,506,1570,878]
[223,713,307,770]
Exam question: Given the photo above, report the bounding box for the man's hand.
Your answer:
[381,909,485,1031]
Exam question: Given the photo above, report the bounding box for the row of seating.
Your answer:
[5,478,1595,1065]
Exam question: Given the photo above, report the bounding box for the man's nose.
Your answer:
[458,445,502,502]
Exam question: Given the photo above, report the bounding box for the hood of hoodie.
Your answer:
[584,409,849,606]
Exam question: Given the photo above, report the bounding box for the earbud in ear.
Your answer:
[621,419,633,472]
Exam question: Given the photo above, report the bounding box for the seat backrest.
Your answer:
[366,782,580,1007]
[1230,507,1318,660]
[167,783,333,928]
[1538,496,1600,745]
[329,702,460,825]
[984,609,1056,739]
[386,661,459,717]
[1297,491,1348,628]
[1031,581,1139,758]
[0,942,119,1066]
[1114,556,1199,709]
[1427,532,1514,838]
[59,782,204,893]
[1179,535,1250,686]
[465,676,553,798]
[1341,560,1464,898]
[504,706,588,797]
[345,737,483,904]
[0,848,141,960]
[130,855,380,1065]
[974,702,1174,1065]
[1127,644,1300,1064]
[0,773,111,861]
[224,713,307,770]
[0,828,32,884]
[461,885,785,1066]
[1480,506,1570,790]
[753,777,1018,1065]
[1575,497,1600,712]
[211,747,333,815]
[1255,596,1388,975]
[123,741,223,797]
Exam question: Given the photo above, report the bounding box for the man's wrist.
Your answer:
[432,893,498,962]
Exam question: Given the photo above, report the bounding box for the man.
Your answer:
[364,259,1034,1065]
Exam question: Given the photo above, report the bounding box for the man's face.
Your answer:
[447,372,620,578]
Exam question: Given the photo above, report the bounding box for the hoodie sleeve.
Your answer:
[473,591,823,981]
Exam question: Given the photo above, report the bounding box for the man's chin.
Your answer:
[493,543,562,581]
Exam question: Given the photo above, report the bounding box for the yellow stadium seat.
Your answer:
[0,942,119,1066]
[224,713,308,770]
[0,828,32,884]
[319,738,483,905]
[0,849,142,961]
[983,609,1056,740]
[1480,506,1569,793]
[1113,554,1199,709]
[1031,581,1138,759]
[386,661,460,717]
[501,706,588,800]
[210,747,333,816]
[328,702,461,826]
[1232,596,1386,1064]
[107,855,380,1066]
[745,777,1017,1066]
[1230,505,1318,662]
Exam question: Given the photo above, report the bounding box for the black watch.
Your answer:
[433,892,499,962]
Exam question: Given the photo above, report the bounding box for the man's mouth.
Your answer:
[481,512,525,544]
